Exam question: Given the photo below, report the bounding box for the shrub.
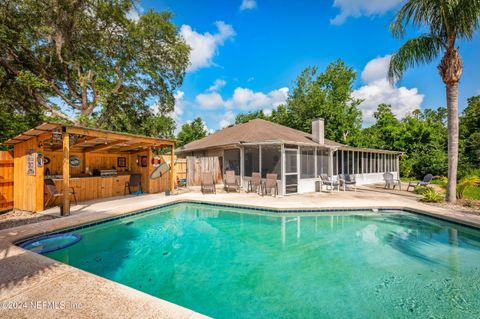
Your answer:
[414,186,433,195]
[420,188,444,203]
[431,176,448,189]
[457,175,480,199]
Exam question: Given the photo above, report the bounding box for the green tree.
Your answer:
[359,104,448,178]
[235,110,269,124]
[460,95,480,171]
[0,68,51,148]
[0,0,189,130]
[387,0,480,202]
[177,118,208,147]
[277,60,362,143]
[357,104,401,149]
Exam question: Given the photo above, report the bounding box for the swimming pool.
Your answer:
[38,203,480,318]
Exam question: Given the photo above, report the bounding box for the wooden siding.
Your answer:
[47,175,131,206]
[13,137,44,212]
[0,151,14,211]
[186,156,222,186]
[43,151,131,175]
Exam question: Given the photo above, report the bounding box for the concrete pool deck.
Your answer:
[1,185,480,318]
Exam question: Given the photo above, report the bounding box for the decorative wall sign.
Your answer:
[117,157,126,167]
[141,156,148,167]
[44,156,51,165]
[26,149,36,176]
[37,153,43,167]
[69,155,81,167]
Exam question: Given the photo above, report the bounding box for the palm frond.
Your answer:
[387,34,444,84]
[452,0,480,40]
[390,0,443,38]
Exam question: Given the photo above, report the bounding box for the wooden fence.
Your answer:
[186,156,222,186]
[158,155,187,183]
[0,151,14,211]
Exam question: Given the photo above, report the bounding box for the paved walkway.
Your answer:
[1,186,479,318]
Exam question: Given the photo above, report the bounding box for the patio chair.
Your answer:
[319,174,339,192]
[383,172,402,190]
[247,172,263,195]
[201,172,216,194]
[407,174,433,191]
[125,173,142,195]
[224,170,240,192]
[263,173,278,197]
[44,178,77,208]
[339,174,357,192]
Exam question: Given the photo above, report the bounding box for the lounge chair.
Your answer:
[383,172,401,190]
[125,173,142,195]
[44,178,77,208]
[407,174,433,191]
[319,174,339,192]
[248,172,263,195]
[263,173,278,197]
[224,170,240,192]
[201,172,216,194]
[339,174,357,192]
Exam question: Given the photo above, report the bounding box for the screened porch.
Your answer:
[221,144,401,196]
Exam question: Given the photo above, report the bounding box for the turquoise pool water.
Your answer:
[45,203,480,318]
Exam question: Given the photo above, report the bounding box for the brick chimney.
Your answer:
[312,118,325,145]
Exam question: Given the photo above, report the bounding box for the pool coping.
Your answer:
[1,195,480,318]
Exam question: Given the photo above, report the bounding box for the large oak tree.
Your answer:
[0,0,189,132]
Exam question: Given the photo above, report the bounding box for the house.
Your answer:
[176,118,402,195]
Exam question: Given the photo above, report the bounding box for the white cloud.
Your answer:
[240,0,257,10]
[226,87,289,111]
[180,21,235,72]
[172,90,185,121]
[195,86,289,112]
[208,79,227,92]
[360,55,392,83]
[330,0,403,25]
[219,111,236,128]
[196,92,225,109]
[353,55,424,125]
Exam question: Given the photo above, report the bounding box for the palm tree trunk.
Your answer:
[446,82,459,202]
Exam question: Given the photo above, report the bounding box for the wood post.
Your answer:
[170,144,175,193]
[62,132,70,216]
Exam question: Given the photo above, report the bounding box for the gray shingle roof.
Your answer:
[177,119,343,153]
[177,119,403,155]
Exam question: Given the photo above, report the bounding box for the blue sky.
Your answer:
[138,0,480,131]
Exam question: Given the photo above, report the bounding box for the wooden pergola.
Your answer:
[4,123,176,215]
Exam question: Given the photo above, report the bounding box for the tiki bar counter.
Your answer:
[3,123,176,215]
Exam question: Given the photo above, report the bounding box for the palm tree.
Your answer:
[388,0,480,202]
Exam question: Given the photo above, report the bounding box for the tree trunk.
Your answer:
[446,82,459,202]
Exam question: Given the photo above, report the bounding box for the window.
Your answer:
[224,149,240,175]
[364,152,370,173]
[358,152,362,173]
[337,151,343,174]
[316,149,329,175]
[347,151,353,174]
[244,146,259,177]
[300,148,315,179]
[261,145,281,178]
